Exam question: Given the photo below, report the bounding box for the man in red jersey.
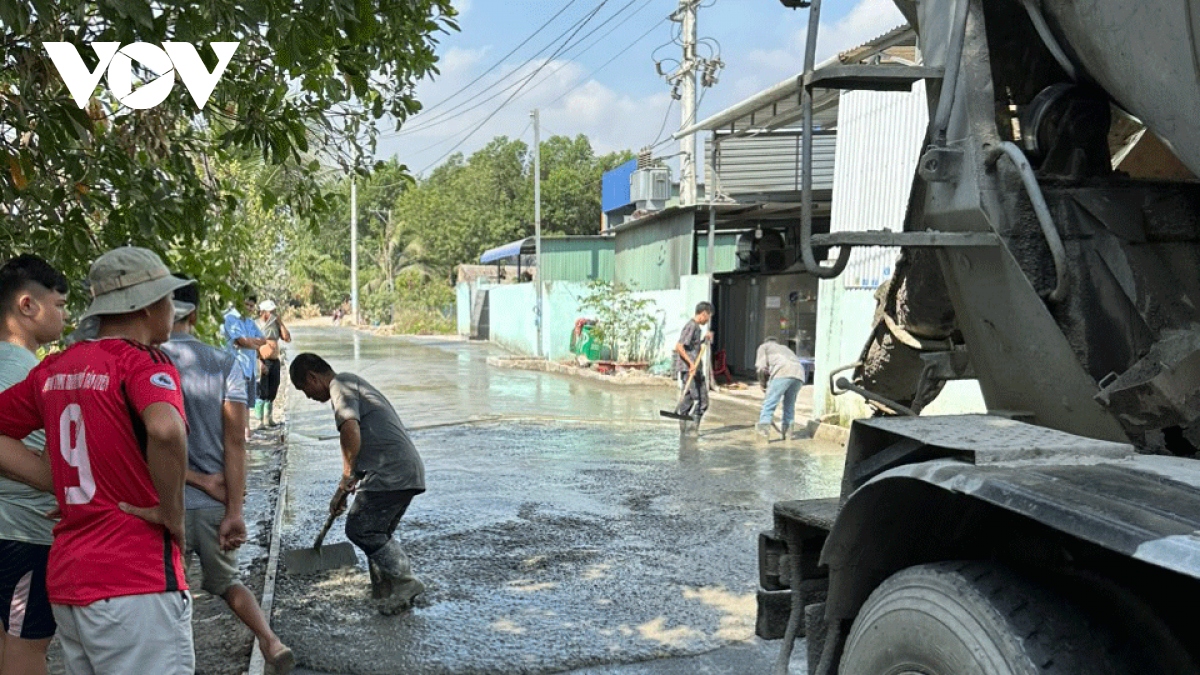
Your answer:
[0,247,195,674]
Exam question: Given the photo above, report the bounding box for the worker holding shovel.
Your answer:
[671,302,714,431]
[289,353,427,615]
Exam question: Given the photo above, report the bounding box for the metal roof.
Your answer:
[479,235,615,263]
[674,25,916,140]
[480,238,530,263]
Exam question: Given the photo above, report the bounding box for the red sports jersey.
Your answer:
[0,338,189,605]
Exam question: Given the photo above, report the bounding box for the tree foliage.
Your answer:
[0,0,456,306]
[388,134,633,277]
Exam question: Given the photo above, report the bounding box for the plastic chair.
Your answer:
[712,349,734,385]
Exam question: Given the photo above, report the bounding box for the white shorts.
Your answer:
[52,591,195,675]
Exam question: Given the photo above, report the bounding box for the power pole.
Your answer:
[532,108,543,357]
[679,0,698,207]
[350,177,359,325]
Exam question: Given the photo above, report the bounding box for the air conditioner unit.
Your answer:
[630,168,670,210]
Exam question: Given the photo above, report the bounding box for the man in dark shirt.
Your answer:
[289,353,426,615]
[673,302,714,427]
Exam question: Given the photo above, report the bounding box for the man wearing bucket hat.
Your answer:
[254,299,290,429]
[0,246,195,674]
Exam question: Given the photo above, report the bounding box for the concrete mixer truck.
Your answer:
[755,1,1200,673]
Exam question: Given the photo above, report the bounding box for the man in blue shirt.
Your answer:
[223,294,266,441]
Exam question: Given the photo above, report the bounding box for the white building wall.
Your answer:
[814,84,986,423]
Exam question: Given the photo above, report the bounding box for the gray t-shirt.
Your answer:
[330,373,425,493]
[161,333,248,510]
[0,342,56,545]
[673,319,704,375]
[755,340,808,382]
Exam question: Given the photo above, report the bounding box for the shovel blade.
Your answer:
[282,542,359,575]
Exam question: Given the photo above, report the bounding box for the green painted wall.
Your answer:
[540,238,615,282]
[694,233,740,274]
[614,211,694,291]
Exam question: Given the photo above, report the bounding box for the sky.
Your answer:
[378,0,907,176]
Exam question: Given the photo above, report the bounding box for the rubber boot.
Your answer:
[264,401,275,428]
[780,424,791,441]
[755,423,771,440]
[368,560,392,600]
[254,400,266,426]
[368,540,425,615]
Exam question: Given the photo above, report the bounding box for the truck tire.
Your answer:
[839,561,1143,675]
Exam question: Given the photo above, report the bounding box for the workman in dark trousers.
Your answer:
[289,353,426,615]
[673,301,714,430]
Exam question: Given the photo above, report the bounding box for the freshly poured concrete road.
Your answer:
[277,328,842,675]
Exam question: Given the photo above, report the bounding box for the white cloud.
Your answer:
[735,0,906,97]
[375,0,905,176]
[379,56,672,174]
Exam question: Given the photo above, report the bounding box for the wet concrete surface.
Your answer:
[276,328,844,674]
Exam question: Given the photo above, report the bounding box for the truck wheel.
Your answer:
[839,561,1142,675]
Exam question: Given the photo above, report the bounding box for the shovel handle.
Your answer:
[676,342,709,406]
[315,488,351,549]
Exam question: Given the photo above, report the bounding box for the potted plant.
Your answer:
[579,280,661,371]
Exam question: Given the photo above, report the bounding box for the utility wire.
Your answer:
[405,0,585,124]
[648,98,676,147]
[389,0,615,137]
[417,0,614,173]
[398,0,650,138]
[545,16,669,107]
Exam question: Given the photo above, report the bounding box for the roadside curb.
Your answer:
[805,420,851,445]
[487,356,677,387]
[248,431,289,675]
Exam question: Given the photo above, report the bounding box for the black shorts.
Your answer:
[258,358,282,402]
[0,539,55,639]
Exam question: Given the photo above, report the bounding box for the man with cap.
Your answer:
[223,293,267,440]
[163,281,294,673]
[0,246,195,674]
[0,254,68,675]
[254,300,290,428]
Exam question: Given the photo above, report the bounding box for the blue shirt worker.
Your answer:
[223,294,266,440]
[755,337,809,441]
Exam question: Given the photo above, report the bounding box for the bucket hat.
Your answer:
[259,299,277,313]
[79,247,193,321]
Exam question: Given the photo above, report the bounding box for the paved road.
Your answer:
[276,328,842,675]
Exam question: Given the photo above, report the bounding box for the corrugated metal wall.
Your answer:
[540,238,615,282]
[694,233,740,274]
[614,211,694,291]
[706,130,836,197]
[829,85,929,288]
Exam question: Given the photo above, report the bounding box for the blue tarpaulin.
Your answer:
[480,238,531,264]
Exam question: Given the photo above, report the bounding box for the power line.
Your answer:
[545,16,669,107]
[388,0,612,138]
[648,98,677,148]
[417,0,615,173]
[397,0,650,139]
[404,0,585,123]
